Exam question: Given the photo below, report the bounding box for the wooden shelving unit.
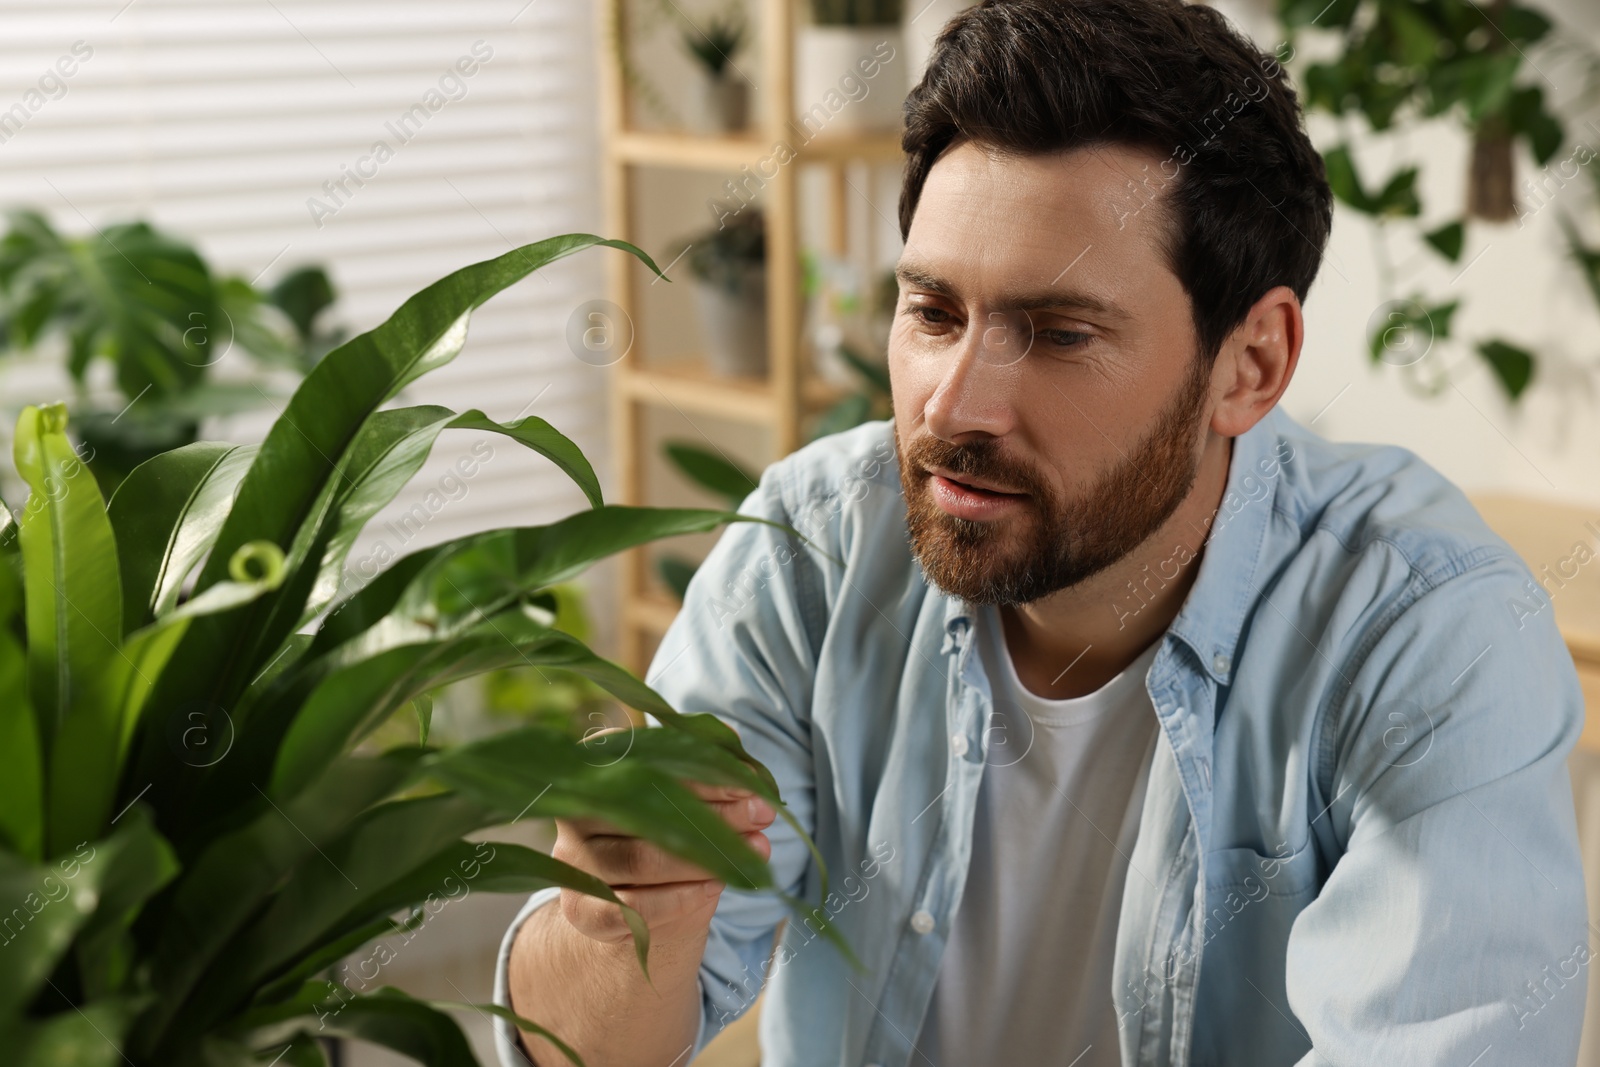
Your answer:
[596,0,903,673]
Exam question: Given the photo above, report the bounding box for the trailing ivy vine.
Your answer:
[1278,0,1600,401]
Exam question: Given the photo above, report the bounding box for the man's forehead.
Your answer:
[909,140,1178,277]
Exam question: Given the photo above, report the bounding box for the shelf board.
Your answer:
[624,591,682,636]
[612,128,903,171]
[619,355,847,425]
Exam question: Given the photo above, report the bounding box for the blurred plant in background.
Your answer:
[681,2,749,79]
[609,0,756,131]
[480,583,618,732]
[0,209,340,491]
[657,259,895,600]
[1276,0,1600,400]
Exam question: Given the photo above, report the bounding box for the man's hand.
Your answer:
[508,766,779,1067]
[552,781,777,947]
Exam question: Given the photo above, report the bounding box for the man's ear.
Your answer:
[1208,285,1303,438]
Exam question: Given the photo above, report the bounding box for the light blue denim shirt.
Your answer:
[494,405,1589,1067]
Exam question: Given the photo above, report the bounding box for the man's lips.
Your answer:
[922,465,1029,521]
[923,465,1026,497]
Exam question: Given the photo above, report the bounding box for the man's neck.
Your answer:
[998,432,1235,700]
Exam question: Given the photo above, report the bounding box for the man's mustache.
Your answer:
[902,435,1048,500]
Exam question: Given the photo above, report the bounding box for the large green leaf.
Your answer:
[142,749,430,1052]
[304,544,450,657]
[247,509,757,792]
[71,807,179,1001]
[425,723,772,890]
[249,840,649,1010]
[0,852,86,1020]
[107,441,258,633]
[232,983,583,1067]
[0,623,42,860]
[174,793,497,1038]
[307,507,745,666]
[0,997,145,1067]
[298,405,603,627]
[0,829,136,1020]
[13,402,125,856]
[188,235,659,699]
[392,507,755,640]
[251,910,430,1011]
[271,614,623,800]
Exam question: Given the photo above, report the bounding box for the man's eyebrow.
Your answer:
[893,261,1129,320]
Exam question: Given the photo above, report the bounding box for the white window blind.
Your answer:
[0,0,612,597]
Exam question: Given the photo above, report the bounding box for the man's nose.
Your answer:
[922,312,1029,442]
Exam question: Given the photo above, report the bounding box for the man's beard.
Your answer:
[896,355,1212,606]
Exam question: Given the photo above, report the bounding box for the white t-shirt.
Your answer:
[913,605,1163,1067]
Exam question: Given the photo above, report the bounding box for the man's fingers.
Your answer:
[567,828,772,888]
[702,791,777,832]
[560,880,722,943]
[558,789,776,844]
[583,835,717,887]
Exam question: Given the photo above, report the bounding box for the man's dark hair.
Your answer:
[899,0,1334,364]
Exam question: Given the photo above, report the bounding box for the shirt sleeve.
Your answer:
[644,459,824,1059]
[488,892,717,1067]
[1284,553,1590,1066]
[492,887,559,1067]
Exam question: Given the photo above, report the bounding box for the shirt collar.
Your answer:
[938,407,1289,687]
[1164,406,1287,685]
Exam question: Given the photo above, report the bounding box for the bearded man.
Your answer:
[495,1,1589,1064]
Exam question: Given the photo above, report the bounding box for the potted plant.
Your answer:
[0,209,339,493]
[1274,0,1600,401]
[0,232,843,1066]
[796,0,905,134]
[678,208,768,377]
[683,2,751,133]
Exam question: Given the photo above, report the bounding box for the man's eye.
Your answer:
[907,305,951,326]
[1041,328,1091,348]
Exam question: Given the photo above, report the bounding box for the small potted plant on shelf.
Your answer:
[677,208,768,378]
[796,0,905,134]
[682,1,751,133]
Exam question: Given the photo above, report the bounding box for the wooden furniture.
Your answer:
[1469,492,1600,749]
[596,0,902,674]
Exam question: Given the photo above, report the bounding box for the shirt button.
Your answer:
[950,733,969,757]
[910,909,936,934]
[1213,653,1231,674]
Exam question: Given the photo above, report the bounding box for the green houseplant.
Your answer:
[683,2,751,133]
[1276,0,1600,400]
[655,341,888,601]
[677,209,768,377]
[0,209,340,490]
[0,233,839,1066]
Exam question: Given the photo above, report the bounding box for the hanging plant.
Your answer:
[1278,0,1600,401]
